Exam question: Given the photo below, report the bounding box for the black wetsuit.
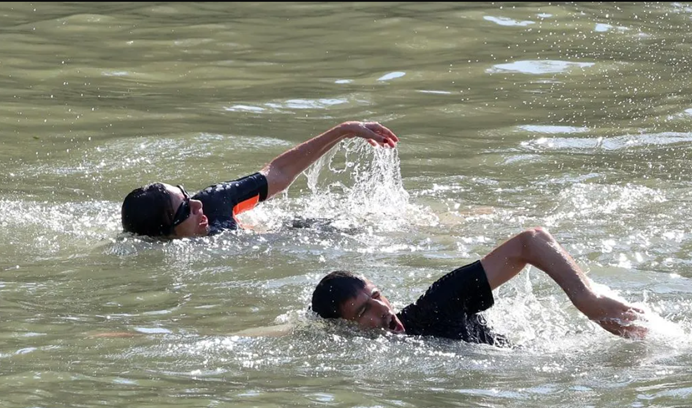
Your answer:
[191,172,268,235]
[397,261,510,347]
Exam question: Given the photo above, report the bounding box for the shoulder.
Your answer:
[192,173,268,199]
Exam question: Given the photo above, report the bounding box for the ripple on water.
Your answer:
[517,125,590,134]
[224,97,353,114]
[101,71,129,76]
[377,72,406,81]
[483,16,535,27]
[486,60,595,75]
[520,131,692,152]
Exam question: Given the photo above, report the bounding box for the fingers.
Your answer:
[631,306,646,315]
[596,314,648,340]
[616,322,648,340]
[341,121,399,148]
[585,295,649,340]
[364,122,400,142]
[625,325,648,340]
[357,122,399,148]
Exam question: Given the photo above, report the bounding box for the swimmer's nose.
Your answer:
[373,299,390,318]
[190,199,203,214]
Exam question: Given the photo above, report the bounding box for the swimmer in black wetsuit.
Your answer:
[311,227,648,346]
[120,121,398,239]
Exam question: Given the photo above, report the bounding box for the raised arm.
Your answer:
[259,121,399,199]
[480,227,647,339]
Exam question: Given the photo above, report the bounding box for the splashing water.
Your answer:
[303,139,413,229]
[590,281,691,346]
[243,139,438,233]
[486,269,692,355]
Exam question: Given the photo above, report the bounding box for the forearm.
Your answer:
[482,227,647,339]
[518,228,647,339]
[517,228,597,311]
[260,123,351,198]
[481,228,597,311]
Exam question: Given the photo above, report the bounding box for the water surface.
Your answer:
[1,2,692,407]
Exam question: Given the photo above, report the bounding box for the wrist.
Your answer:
[335,121,359,138]
[574,290,602,319]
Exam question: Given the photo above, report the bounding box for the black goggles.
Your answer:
[164,185,191,235]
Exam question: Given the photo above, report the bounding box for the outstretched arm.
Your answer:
[260,121,399,199]
[480,227,647,339]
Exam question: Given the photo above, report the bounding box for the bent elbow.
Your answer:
[519,226,557,260]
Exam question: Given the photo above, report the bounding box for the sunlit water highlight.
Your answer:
[1,2,692,408]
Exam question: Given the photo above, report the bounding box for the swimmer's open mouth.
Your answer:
[387,315,405,333]
[389,316,397,331]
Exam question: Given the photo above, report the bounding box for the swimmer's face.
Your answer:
[339,280,405,334]
[163,184,209,238]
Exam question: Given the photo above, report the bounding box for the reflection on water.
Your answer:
[1,2,692,408]
[377,71,407,81]
[517,125,590,134]
[487,60,595,75]
[483,15,535,27]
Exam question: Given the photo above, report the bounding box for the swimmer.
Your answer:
[121,121,398,238]
[311,227,648,346]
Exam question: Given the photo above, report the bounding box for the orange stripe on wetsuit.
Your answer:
[232,194,260,220]
[232,193,261,230]
[192,172,268,234]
